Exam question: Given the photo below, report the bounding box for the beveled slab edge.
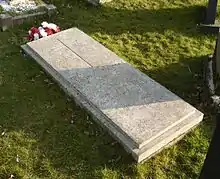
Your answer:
[26,28,202,150]
[133,110,203,163]
[25,38,146,149]
[21,43,204,163]
[21,44,137,150]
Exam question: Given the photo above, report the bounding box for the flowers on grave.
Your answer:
[27,21,60,41]
[28,27,40,41]
[41,21,60,33]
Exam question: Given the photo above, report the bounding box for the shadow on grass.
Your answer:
[0,55,135,178]
[0,51,214,178]
[50,0,206,37]
[0,1,215,178]
[138,55,215,179]
[141,55,205,102]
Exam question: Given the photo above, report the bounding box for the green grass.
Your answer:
[0,0,217,178]
[0,5,4,13]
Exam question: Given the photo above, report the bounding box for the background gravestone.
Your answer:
[200,0,220,33]
[199,113,220,179]
[204,0,218,24]
[216,30,220,76]
[0,0,56,31]
[86,0,112,6]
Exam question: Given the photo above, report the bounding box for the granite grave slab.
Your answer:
[21,28,204,162]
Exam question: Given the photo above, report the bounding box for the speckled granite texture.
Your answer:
[21,28,204,162]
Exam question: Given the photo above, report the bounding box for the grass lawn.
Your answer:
[0,0,218,178]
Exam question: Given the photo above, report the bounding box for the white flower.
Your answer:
[16,154,19,163]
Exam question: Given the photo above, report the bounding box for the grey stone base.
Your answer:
[0,4,56,31]
[86,0,112,6]
[200,23,220,34]
[21,28,203,163]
